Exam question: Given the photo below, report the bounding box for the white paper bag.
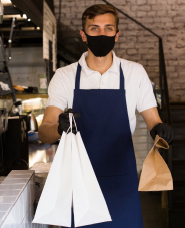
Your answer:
[33,113,111,227]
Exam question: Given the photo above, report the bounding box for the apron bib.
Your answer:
[71,62,143,228]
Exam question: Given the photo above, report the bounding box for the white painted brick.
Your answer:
[174,16,185,22]
[167,10,178,17]
[127,36,137,42]
[118,37,127,42]
[178,0,185,3]
[127,23,140,30]
[138,60,147,65]
[118,24,128,30]
[176,42,185,48]
[137,17,154,23]
[148,0,157,4]
[123,54,142,60]
[167,0,178,3]
[174,23,185,29]
[157,11,167,16]
[166,66,176,71]
[120,42,135,48]
[141,54,159,60]
[126,0,137,4]
[160,17,173,23]
[137,0,147,4]
[131,5,151,11]
[148,60,159,66]
[139,48,158,54]
[115,49,126,57]
[165,22,175,28]
[152,4,171,10]
[168,60,178,65]
[148,72,159,78]
[175,78,185,83]
[137,36,156,42]
[72,19,81,26]
[147,11,157,16]
[127,48,137,55]
[172,4,185,10]
[178,60,185,65]
[135,42,157,48]
[168,72,178,78]
[136,11,147,17]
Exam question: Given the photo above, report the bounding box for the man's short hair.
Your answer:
[82,4,119,32]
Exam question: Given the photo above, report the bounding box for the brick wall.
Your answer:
[54,0,185,102]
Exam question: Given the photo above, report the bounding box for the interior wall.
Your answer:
[54,0,185,102]
[7,47,45,88]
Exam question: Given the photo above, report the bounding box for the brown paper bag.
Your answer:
[138,135,173,191]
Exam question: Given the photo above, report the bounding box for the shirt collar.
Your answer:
[78,51,120,76]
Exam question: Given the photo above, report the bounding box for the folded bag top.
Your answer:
[138,135,173,192]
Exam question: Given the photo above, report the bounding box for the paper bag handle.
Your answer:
[66,113,78,134]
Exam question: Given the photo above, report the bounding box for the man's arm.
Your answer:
[140,107,162,131]
[38,107,63,144]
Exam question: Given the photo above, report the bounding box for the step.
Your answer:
[172,161,185,181]
[172,123,185,140]
[170,105,185,122]
[169,210,185,228]
[172,181,185,205]
[172,140,185,160]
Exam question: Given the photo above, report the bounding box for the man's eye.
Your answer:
[91,28,97,31]
[106,27,113,31]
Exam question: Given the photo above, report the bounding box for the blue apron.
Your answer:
[71,62,143,228]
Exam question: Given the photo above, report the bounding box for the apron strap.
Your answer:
[119,63,125,90]
[75,62,125,90]
[75,63,82,90]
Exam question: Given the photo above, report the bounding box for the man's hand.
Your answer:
[58,109,80,135]
[150,123,174,145]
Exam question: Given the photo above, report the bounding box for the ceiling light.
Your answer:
[1,0,11,3]
[23,14,27,19]
[28,18,31,21]
[36,27,40,30]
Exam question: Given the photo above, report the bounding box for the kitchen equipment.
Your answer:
[26,111,38,132]
[0,108,8,171]
[2,115,29,175]
[0,108,8,134]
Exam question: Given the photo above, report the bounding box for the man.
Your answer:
[39,4,174,228]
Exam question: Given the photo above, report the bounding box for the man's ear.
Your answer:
[80,30,87,42]
[115,30,120,42]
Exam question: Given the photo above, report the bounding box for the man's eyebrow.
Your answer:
[88,25,99,28]
[88,24,115,28]
[105,24,115,27]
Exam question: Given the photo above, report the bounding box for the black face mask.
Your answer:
[84,32,116,57]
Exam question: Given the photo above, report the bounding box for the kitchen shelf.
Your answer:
[0,93,48,100]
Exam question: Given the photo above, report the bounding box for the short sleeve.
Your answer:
[136,66,157,113]
[46,69,68,111]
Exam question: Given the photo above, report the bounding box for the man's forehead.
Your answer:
[86,14,116,26]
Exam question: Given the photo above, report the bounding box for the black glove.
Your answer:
[58,109,80,135]
[150,123,174,145]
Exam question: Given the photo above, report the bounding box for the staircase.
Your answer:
[168,103,185,228]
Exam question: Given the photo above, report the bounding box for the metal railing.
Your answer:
[102,0,173,211]
[102,0,171,125]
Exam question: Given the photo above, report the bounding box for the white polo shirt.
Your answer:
[46,51,157,134]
